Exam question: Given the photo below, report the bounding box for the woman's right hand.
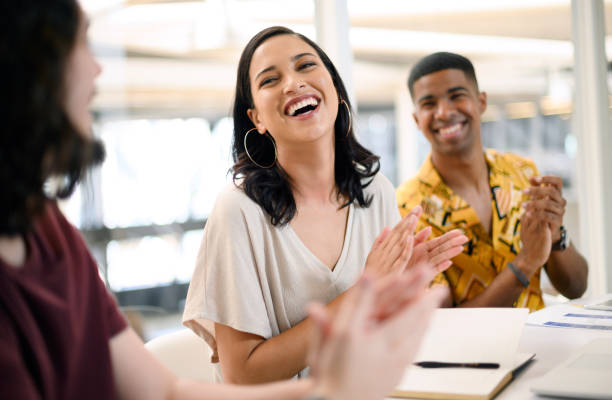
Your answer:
[362,204,467,321]
[363,206,422,278]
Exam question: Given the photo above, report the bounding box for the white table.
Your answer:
[497,323,610,399]
[387,303,612,399]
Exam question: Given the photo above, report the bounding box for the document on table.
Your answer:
[584,294,612,311]
[391,308,533,400]
[531,338,612,399]
[527,303,612,331]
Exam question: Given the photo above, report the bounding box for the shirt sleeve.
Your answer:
[54,203,128,340]
[92,268,128,339]
[182,185,272,361]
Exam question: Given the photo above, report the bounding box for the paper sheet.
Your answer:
[527,303,612,330]
[530,338,612,399]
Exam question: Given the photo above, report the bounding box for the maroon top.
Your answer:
[0,203,127,400]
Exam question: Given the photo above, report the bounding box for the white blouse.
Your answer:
[182,173,401,381]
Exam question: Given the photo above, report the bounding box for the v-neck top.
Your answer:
[183,173,400,381]
[396,149,545,312]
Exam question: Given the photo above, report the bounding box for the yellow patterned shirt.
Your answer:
[396,149,544,312]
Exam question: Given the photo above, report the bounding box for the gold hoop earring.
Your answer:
[243,128,277,169]
[340,99,352,138]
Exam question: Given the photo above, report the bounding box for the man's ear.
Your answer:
[478,91,487,115]
[412,112,420,128]
[247,108,267,134]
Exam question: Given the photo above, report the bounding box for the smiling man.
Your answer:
[396,52,588,311]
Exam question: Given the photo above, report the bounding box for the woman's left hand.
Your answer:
[405,228,467,281]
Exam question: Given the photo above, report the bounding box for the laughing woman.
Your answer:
[183,26,466,384]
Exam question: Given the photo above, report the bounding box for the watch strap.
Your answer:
[551,226,568,251]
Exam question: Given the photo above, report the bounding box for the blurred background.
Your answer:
[66,0,612,339]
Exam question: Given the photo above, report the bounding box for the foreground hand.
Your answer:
[308,275,445,400]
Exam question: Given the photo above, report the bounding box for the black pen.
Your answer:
[414,361,500,369]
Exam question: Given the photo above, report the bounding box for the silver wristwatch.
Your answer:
[551,226,569,251]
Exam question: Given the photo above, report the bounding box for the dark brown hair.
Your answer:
[0,0,104,234]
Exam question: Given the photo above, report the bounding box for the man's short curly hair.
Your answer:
[0,0,104,235]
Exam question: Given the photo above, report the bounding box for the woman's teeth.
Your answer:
[288,97,318,116]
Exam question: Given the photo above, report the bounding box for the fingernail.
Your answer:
[523,188,530,194]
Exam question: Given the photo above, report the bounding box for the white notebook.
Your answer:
[392,353,534,400]
[391,308,533,400]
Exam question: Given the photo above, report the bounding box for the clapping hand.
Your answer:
[307,275,445,400]
[405,228,467,282]
[523,176,565,243]
[363,205,467,321]
[365,205,467,279]
[363,208,419,278]
[515,176,565,275]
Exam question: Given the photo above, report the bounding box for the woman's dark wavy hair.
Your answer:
[0,0,104,235]
[232,26,380,226]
